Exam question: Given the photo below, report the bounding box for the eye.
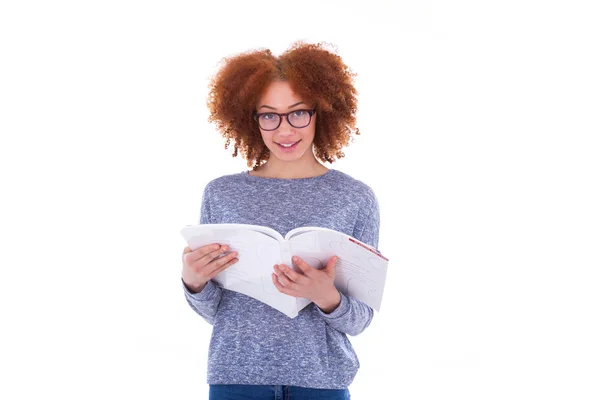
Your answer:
[261,113,276,120]
[292,110,307,117]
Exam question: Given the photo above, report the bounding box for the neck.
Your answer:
[254,156,328,179]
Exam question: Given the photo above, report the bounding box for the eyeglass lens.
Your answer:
[258,110,311,130]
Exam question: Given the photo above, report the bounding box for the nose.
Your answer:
[277,117,296,134]
[279,117,294,129]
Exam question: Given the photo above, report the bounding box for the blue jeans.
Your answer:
[209,384,351,400]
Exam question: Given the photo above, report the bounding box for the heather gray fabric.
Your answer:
[182,168,381,389]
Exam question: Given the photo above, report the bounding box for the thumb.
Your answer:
[325,256,338,276]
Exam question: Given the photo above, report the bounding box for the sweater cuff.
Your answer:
[181,278,219,301]
[317,291,351,320]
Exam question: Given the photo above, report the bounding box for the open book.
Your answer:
[180,224,388,318]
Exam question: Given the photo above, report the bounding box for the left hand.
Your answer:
[272,255,341,313]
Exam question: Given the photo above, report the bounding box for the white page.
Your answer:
[180,224,299,317]
[288,229,388,311]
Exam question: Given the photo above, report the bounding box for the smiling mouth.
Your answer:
[276,140,300,148]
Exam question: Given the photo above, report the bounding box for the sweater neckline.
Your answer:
[243,168,335,183]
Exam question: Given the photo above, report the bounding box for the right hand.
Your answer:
[181,244,238,293]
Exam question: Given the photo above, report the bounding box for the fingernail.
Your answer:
[293,256,298,262]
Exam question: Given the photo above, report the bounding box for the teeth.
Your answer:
[279,142,296,147]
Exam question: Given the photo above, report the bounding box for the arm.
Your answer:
[316,291,374,336]
[182,278,223,325]
[317,188,381,335]
[181,182,224,325]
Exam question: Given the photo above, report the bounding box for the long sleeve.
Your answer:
[182,278,223,325]
[181,182,224,325]
[317,188,381,335]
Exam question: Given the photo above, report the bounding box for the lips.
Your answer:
[275,140,301,152]
[276,140,300,147]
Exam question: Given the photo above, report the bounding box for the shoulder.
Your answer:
[330,169,378,205]
[204,171,248,193]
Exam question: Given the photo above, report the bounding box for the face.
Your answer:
[255,80,316,163]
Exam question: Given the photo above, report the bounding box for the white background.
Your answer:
[1,0,599,399]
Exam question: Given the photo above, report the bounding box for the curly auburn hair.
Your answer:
[206,41,360,170]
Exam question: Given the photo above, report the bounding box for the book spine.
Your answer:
[280,240,292,266]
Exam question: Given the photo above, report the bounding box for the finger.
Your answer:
[207,251,238,274]
[324,256,339,275]
[195,243,227,259]
[272,273,296,296]
[276,263,306,284]
[292,256,316,276]
[273,265,295,287]
[207,256,239,280]
[186,244,229,265]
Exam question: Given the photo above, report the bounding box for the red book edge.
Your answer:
[348,238,389,261]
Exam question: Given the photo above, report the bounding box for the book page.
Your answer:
[180,224,298,318]
[238,224,285,242]
[286,226,379,252]
[288,230,388,311]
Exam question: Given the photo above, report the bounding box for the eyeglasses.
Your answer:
[253,109,316,131]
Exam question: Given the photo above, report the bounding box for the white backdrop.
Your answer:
[1,1,599,399]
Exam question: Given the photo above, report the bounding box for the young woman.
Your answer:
[181,41,381,400]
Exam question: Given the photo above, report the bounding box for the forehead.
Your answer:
[257,80,305,106]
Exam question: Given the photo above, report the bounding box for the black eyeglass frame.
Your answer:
[253,109,317,131]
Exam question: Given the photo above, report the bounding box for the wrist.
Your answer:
[314,287,341,314]
[183,279,207,294]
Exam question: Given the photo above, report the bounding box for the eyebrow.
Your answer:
[258,102,306,111]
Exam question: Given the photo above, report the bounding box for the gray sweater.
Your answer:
[182,168,381,389]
